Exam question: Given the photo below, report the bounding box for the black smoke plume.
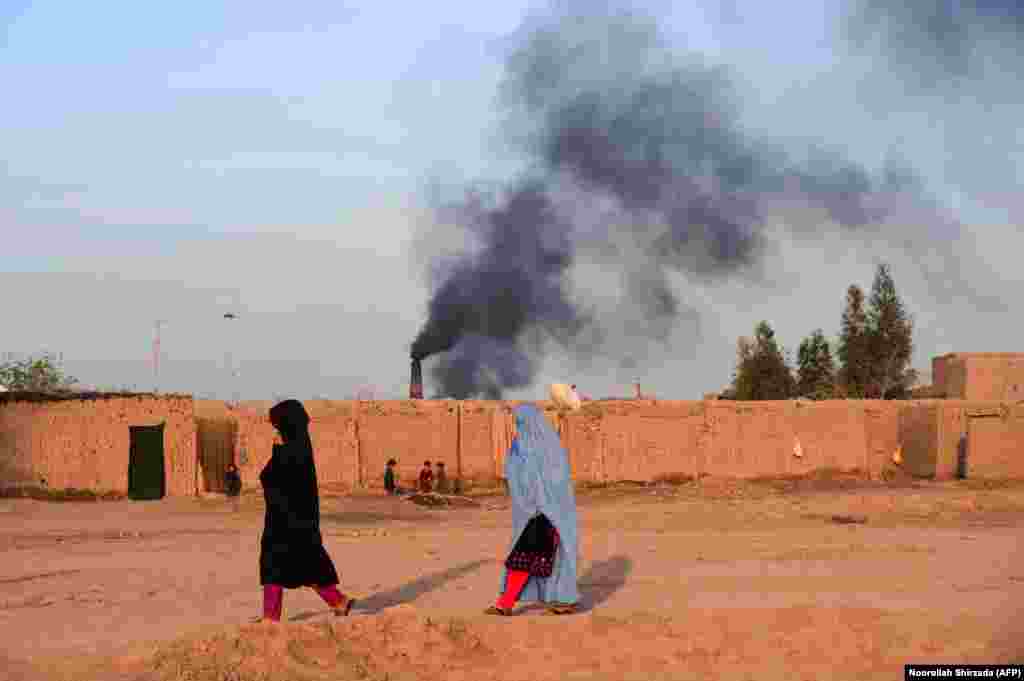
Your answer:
[410,183,588,398]
[843,0,1024,82]
[412,2,922,399]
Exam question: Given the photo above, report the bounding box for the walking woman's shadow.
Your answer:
[576,555,632,613]
[289,559,490,621]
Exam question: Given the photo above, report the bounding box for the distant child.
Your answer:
[419,460,434,493]
[384,459,398,495]
[225,463,242,511]
[435,462,449,495]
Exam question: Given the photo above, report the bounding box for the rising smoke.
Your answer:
[411,2,936,399]
[843,0,1024,83]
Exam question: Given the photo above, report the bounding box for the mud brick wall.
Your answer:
[931,402,1008,479]
[8,395,1023,497]
[703,401,784,478]
[455,401,507,483]
[936,354,1024,401]
[962,357,1024,401]
[966,407,1024,479]
[897,402,940,477]
[196,417,237,493]
[790,400,874,475]
[561,408,604,483]
[227,398,996,488]
[232,401,360,491]
[944,358,968,399]
[357,401,457,490]
[863,402,901,479]
[932,356,949,397]
[0,395,196,496]
[595,401,706,481]
[700,400,881,480]
[884,400,1016,480]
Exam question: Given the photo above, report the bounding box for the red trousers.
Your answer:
[496,570,530,610]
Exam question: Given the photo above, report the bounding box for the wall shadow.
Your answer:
[347,559,491,615]
[576,554,632,612]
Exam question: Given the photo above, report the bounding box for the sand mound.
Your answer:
[143,605,1017,681]
[150,606,492,681]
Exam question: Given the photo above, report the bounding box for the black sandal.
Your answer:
[484,605,513,616]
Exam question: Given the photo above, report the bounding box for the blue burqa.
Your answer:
[499,404,580,605]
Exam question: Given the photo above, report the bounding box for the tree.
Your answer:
[0,353,78,392]
[728,336,756,401]
[796,329,836,399]
[730,321,795,400]
[865,263,915,399]
[836,284,871,398]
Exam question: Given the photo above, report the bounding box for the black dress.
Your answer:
[259,438,340,588]
[505,513,560,578]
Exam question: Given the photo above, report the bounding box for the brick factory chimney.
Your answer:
[410,358,424,399]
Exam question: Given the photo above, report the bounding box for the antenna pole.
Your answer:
[153,320,166,393]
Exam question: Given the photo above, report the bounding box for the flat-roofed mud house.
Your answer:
[0,392,196,499]
[931,353,1024,401]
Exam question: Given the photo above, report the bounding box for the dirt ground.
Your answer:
[1,476,1022,681]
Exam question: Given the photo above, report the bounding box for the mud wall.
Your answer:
[0,395,196,496]
[232,401,361,492]
[228,399,938,491]
[935,353,1024,401]
[932,356,949,397]
[898,402,939,477]
[881,400,1021,479]
[5,396,1020,497]
[966,406,1024,479]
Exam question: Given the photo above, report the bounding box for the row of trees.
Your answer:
[723,263,916,401]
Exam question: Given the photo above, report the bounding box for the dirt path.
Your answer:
[1,480,1022,680]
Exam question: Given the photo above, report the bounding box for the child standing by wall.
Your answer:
[224,463,242,512]
[418,460,434,493]
[434,461,448,494]
[384,459,398,495]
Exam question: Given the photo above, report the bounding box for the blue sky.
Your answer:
[2,0,1022,400]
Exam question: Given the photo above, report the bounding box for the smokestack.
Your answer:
[410,358,424,399]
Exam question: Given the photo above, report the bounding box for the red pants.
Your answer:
[262,584,346,621]
[496,570,530,610]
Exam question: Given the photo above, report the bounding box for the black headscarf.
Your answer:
[269,399,311,446]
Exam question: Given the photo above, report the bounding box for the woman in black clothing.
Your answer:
[258,399,354,622]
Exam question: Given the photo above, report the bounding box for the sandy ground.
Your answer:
[1,477,1022,680]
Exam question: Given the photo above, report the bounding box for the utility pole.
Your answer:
[223,313,238,404]
[153,320,166,393]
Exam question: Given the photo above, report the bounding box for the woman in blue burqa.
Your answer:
[486,403,579,616]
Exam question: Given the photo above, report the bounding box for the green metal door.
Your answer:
[128,424,166,500]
